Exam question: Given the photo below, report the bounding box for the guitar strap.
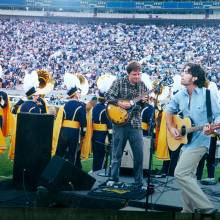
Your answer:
[206,89,213,123]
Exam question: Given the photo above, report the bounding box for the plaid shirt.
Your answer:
[105,76,147,128]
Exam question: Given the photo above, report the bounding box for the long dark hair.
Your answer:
[185,63,206,88]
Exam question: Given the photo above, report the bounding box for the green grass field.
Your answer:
[0,137,220,181]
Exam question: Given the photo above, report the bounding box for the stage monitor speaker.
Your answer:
[71,166,96,191]
[13,113,54,191]
[39,156,96,192]
[121,136,150,171]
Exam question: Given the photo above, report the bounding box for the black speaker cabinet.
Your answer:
[39,156,74,192]
[39,156,96,192]
[13,113,54,191]
[72,166,96,191]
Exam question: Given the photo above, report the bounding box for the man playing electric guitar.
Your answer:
[165,63,220,214]
[105,61,148,189]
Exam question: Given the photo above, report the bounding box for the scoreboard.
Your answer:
[1,1,220,11]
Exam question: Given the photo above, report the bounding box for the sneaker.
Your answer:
[154,173,167,178]
[112,182,127,189]
[128,183,143,190]
[195,208,218,214]
[106,180,116,187]
[201,178,217,185]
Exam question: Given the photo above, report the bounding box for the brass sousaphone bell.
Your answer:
[96,74,117,90]
[36,69,55,95]
[75,73,89,96]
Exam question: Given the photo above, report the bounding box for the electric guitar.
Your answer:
[106,89,155,126]
[106,75,174,126]
[166,115,220,151]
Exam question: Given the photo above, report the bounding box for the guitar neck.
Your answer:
[187,126,203,134]
[187,122,220,134]
[133,89,154,103]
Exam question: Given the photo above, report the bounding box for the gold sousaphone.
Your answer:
[75,73,89,96]
[37,69,55,95]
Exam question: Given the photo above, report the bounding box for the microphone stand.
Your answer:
[145,81,162,211]
[96,141,112,177]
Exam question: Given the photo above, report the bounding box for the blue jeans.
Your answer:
[111,124,144,186]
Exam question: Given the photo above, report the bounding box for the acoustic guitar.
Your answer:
[167,115,220,151]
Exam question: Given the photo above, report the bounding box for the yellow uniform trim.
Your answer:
[62,120,80,128]
[142,122,149,131]
[0,108,3,116]
[93,123,108,131]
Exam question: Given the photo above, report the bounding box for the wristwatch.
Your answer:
[130,100,135,106]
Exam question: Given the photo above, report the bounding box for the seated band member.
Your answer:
[55,73,86,167]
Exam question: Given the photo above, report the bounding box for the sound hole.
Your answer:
[181,126,186,136]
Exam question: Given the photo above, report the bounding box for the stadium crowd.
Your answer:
[1,17,220,94]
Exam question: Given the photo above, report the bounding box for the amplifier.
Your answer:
[121,136,150,170]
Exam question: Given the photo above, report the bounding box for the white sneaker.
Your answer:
[106,180,115,187]
[201,178,217,185]
[195,208,218,214]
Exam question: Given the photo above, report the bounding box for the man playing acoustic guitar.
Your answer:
[165,63,220,214]
[105,61,148,189]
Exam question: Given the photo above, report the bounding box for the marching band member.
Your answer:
[140,73,154,137]
[19,71,41,113]
[37,95,48,113]
[80,96,97,160]
[11,98,24,115]
[55,73,87,167]
[156,75,183,176]
[0,68,11,155]
[36,69,55,114]
[92,83,112,172]
[11,69,54,114]
[8,71,41,159]
[9,70,55,159]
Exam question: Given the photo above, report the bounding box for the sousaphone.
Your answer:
[75,73,89,96]
[36,69,55,95]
